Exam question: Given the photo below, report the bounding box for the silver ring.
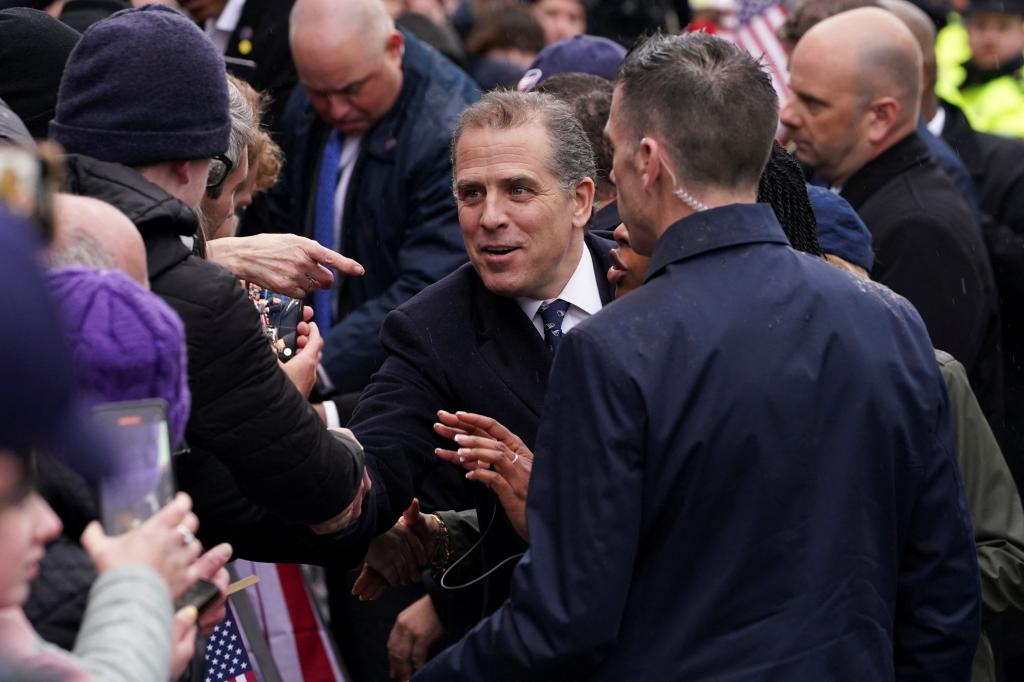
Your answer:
[510,454,519,465]
[176,524,196,546]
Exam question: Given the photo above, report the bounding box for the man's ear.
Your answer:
[385,30,405,61]
[171,160,192,188]
[637,137,661,193]
[864,97,902,145]
[570,176,596,230]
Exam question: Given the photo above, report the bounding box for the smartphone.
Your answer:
[176,578,222,617]
[91,399,175,536]
[255,288,303,361]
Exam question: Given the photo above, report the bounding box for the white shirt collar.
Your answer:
[516,243,602,324]
[927,108,946,137]
[213,0,247,33]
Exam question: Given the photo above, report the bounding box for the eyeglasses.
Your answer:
[207,154,235,191]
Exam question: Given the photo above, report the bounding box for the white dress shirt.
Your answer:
[516,244,603,339]
[928,107,947,138]
[204,0,247,54]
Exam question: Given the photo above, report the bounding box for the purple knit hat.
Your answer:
[47,267,191,446]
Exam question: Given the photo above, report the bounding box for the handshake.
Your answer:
[351,497,444,600]
[351,409,535,601]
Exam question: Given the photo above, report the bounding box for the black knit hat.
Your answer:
[50,4,230,166]
[0,8,81,139]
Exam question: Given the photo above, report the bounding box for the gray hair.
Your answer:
[225,78,258,169]
[617,32,779,194]
[206,78,259,201]
[46,230,117,271]
[451,90,596,195]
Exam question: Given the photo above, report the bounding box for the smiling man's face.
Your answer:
[454,122,589,300]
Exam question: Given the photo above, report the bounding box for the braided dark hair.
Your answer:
[757,141,824,257]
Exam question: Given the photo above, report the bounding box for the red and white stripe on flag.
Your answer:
[720,2,792,107]
[232,560,348,682]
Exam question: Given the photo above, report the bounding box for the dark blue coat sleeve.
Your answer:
[894,370,981,681]
[415,326,644,681]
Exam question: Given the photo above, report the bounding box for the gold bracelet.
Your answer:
[430,513,452,570]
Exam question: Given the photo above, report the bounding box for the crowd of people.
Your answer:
[0,0,1023,680]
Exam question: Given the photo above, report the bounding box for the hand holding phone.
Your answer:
[81,492,202,600]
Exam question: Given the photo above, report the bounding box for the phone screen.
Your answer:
[92,400,176,535]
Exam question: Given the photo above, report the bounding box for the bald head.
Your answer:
[48,194,148,287]
[880,0,936,59]
[798,7,922,118]
[291,0,394,50]
[879,0,938,113]
[289,0,405,136]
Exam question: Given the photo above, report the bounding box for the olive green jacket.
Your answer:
[938,350,1024,682]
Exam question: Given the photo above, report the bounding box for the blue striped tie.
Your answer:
[312,129,343,331]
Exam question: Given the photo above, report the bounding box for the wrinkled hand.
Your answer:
[81,492,203,598]
[170,606,199,679]
[279,306,322,398]
[310,429,372,535]
[191,543,232,636]
[387,595,444,681]
[434,410,534,541]
[206,233,365,299]
[351,499,439,600]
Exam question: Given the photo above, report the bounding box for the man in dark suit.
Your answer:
[782,6,1004,439]
[416,30,980,682]
[339,90,614,680]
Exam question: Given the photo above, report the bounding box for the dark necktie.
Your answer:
[312,129,343,331]
[539,298,572,354]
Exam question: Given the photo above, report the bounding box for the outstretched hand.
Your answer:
[433,410,534,541]
[351,498,440,601]
[206,233,365,299]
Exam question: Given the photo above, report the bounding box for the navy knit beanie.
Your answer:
[50,4,230,166]
[0,8,81,139]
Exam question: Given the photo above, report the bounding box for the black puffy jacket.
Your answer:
[63,155,366,558]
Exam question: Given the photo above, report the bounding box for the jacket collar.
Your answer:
[644,203,789,283]
[360,29,430,161]
[839,132,930,211]
[472,231,615,416]
[297,30,430,164]
[961,53,1024,88]
[62,154,200,279]
[940,100,986,182]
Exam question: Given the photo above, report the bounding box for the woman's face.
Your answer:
[0,454,61,608]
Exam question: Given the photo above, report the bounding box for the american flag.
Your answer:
[720,0,792,107]
[203,603,257,682]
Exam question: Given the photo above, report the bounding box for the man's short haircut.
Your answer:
[616,32,778,194]
[452,90,596,194]
[208,76,259,200]
[536,73,614,197]
[779,0,878,46]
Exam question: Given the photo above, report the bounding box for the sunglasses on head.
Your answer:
[207,154,235,191]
